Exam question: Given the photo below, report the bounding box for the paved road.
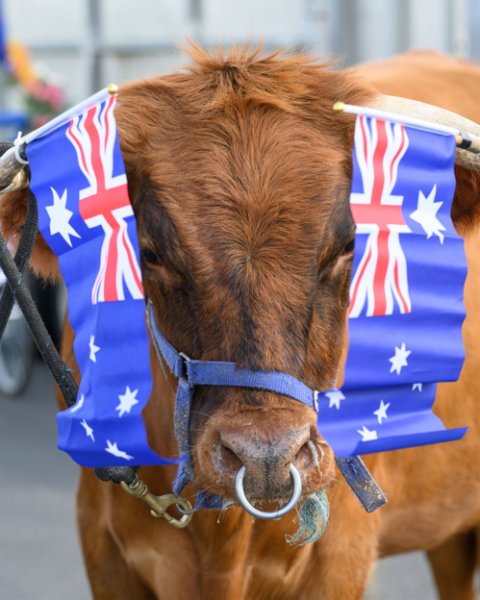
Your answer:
[0,361,90,600]
[0,361,439,600]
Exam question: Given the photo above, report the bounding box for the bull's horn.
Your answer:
[371,95,480,173]
[0,144,29,195]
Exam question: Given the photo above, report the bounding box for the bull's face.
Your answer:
[116,52,369,504]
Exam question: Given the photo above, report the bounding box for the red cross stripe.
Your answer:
[349,117,411,318]
[67,97,143,304]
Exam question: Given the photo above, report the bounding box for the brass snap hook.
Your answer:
[120,475,194,529]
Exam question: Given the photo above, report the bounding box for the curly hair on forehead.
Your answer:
[173,41,375,115]
[115,40,375,134]
[175,41,334,114]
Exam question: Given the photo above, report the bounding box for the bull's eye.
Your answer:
[141,248,161,265]
[342,239,355,255]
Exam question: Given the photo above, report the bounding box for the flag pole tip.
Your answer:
[108,84,119,95]
[333,101,345,113]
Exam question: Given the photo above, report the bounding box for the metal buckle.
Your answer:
[178,351,193,388]
[179,351,192,364]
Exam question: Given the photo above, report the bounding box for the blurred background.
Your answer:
[1,0,479,113]
[0,1,478,599]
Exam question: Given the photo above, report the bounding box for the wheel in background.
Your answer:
[0,301,35,396]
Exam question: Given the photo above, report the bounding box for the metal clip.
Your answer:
[120,474,194,529]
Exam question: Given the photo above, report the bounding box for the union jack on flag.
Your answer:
[349,117,410,318]
[66,96,143,304]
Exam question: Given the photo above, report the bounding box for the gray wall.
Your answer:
[1,0,478,106]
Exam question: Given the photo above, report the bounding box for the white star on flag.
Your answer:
[80,419,94,441]
[105,440,133,460]
[413,383,423,391]
[70,393,85,413]
[373,400,390,424]
[46,187,81,246]
[357,426,378,442]
[89,335,100,362]
[389,343,411,375]
[410,185,446,244]
[116,386,139,417]
[325,390,345,409]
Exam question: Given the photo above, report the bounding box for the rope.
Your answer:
[0,145,37,340]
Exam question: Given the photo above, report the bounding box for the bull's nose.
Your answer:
[218,424,313,497]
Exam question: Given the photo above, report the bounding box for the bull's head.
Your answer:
[115,48,369,505]
[1,45,479,512]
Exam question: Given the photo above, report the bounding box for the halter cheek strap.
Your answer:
[146,302,387,513]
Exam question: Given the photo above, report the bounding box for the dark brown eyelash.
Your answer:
[343,239,355,254]
[141,248,160,265]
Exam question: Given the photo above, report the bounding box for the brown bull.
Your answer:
[2,45,480,600]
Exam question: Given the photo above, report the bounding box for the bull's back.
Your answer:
[354,50,480,123]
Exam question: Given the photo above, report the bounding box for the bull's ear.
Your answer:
[0,186,61,282]
[451,165,480,233]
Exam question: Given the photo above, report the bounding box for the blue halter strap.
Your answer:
[146,302,386,513]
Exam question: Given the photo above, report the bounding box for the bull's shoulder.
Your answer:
[354,50,480,123]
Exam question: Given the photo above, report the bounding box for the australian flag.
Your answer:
[27,92,180,467]
[316,115,468,457]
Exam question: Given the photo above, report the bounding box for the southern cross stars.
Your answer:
[410,184,446,244]
[325,390,345,409]
[374,400,390,424]
[389,343,411,375]
[359,400,390,443]
[46,187,81,246]
[357,426,377,442]
[105,440,133,460]
[116,386,139,417]
[89,335,100,362]
[80,419,94,441]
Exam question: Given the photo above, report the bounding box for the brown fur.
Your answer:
[3,46,480,599]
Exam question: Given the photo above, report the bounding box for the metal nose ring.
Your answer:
[235,464,302,520]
